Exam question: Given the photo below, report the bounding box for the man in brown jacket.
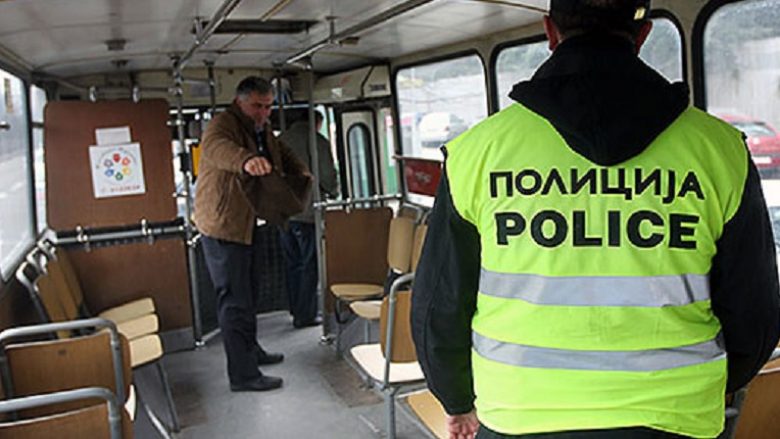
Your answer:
[194,76,308,392]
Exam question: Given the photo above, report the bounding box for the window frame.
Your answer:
[692,0,746,109]
[0,66,35,281]
[488,9,687,113]
[346,121,377,198]
[390,49,489,200]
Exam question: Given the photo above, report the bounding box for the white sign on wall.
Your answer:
[89,143,147,198]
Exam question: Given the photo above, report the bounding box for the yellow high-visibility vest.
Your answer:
[445,103,747,438]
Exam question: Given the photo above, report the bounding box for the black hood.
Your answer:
[508,33,689,166]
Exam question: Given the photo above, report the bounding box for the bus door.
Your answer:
[339,110,380,199]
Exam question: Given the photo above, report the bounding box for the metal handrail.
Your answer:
[0,387,123,439]
[382,272,416,388]
[0,318,126,405]
[313,193,403,210]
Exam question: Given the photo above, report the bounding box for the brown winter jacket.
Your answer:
[194,102,309,244]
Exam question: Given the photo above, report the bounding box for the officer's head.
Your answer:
[235,76,275,127]
[544,0,652,52]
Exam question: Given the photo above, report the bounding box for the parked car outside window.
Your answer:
[419,112,469,148]
[719,114,780,178]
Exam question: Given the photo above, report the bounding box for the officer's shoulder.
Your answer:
[677,107,743,141]
[447,105,532,153]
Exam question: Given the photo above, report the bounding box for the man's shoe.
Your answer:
[293,316,322,329]
[230,375,283,392]
[257,351,284,366]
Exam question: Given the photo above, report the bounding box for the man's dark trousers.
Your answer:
[201,228,266,385]
[476,425,690,439]
[279,221,318,325]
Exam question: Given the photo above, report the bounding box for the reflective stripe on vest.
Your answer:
[480,269,710,307]
[472,332,726,372]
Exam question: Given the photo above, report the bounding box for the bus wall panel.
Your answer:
[324,207,392,312]
[65,239,192,331]
[44,99,176,231]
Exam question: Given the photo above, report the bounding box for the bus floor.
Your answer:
[138,311,432,438]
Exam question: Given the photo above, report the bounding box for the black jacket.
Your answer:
[411,33,780,416]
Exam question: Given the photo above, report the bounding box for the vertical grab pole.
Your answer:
[305,60,328,340]
[275,65,287,133]
[173,60,205,347]
[206,60,217,116]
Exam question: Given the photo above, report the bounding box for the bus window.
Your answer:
[704,0,780,261]
[347,122,375,199]
[494,18,683,110]
[396,54,488,161]
[640,17,684,83]
[495,39,550,110]
[0,69,32,279]
[31,85,47,233]
[705,0,780,182]
[378,107,398,195]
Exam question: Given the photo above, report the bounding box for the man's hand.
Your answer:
[447,411,479,439]
[244,156,272,176]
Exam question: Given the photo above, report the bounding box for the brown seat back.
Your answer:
[0,403,133,439]
[387,216,416,273]
[411,223,428,272]
[379,291,416,363]
[734,366,780,438]
[32,276,70,338]
[5,333,131,418]
[42,261,80,321]
[325,207,392,312]
[52,248,86,309]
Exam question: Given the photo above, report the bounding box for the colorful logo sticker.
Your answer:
[96,147,139,185]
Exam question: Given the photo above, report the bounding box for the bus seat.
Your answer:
[338,215,416,349]
[410,223,428,272]
[348,273,423,439]
[113,314,159,341]
[20,259,179,433]
[0,387,132,439]
[50,246,157,323]
[405,389,447,439]
[0,319,131,419]
[350,300,383,321]
[733,355,780,438]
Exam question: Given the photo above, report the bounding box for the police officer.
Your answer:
[411,1,780,438]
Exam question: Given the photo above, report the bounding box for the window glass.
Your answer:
[30,85,46,123]
[347,123,373,199]
[704,0,780,260]
[495,40,550,110]
[495,18,683,110]
[396,55,488,160]
[640,18,684,83]
[0,70,32,279]
[379,108,398,195]
[31,85,47,232]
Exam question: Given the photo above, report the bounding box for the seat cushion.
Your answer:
[350,343,424,384]
[331,283,383,300]
[350,300,382,320]
[99,297,156,324]
[406,389,448,439]
[115,313,159,340]
[128,334,163,368]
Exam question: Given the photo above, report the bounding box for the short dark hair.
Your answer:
[314,110,324,125]
[236,76,273,99]
[550,0,651,38]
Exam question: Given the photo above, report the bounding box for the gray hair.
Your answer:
[236,76,274,99]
